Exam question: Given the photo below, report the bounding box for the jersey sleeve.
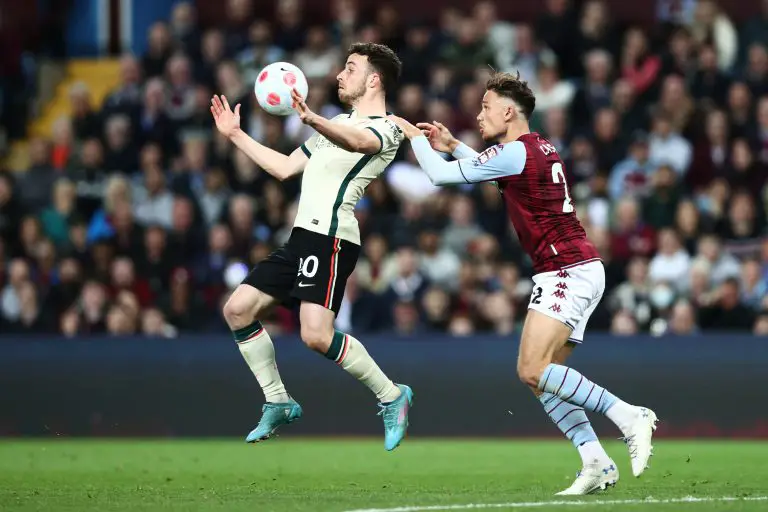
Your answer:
[456,141,527,183]
[300,132,319,158]
[452,142,479,159]
[367,118,404,154]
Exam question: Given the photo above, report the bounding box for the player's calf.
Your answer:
[224,285,291,405]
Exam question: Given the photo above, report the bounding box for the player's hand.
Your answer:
[210,95,242,138]
[292,89,319,126]
[387,115,422,140]
[416,121,459,153]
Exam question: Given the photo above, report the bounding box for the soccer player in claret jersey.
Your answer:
[210,43,412,451]
[389,72,658,494]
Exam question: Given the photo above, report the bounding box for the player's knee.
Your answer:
[517,361,542,388]
[222,296,254,329]
[299,325,332,352]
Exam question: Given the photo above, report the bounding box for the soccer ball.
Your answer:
[254,62,309,116]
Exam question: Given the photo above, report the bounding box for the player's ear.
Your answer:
[368,71,380,89]
[504,105,515,122]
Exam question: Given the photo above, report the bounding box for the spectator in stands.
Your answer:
[570,49,613,129]
[675,199,709,254]
[294,26,341,80]
[1,259,31,328]
[442,195,484,259]
[667,299,699,335]
[611,309,638,335]
[170,2,200,60]
[609,256,652,331]
[689,109,729,192]
[104,55,143,116]
[643,165,682,230]
[698,277,756,331]
[649,228,691,291]
[610,197,656,264]
[690,44,730,105]
[69,82,102,140]
[592,108,627,174]
[649,114,692,176]
[41,178,78,248]
[0,172,22,249]
[726,81,753,139]
[689,0,738,72]
[143,23,173,79]
[621,27,661,102]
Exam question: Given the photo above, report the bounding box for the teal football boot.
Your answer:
[378,384,413,451]
[245,400,303,443]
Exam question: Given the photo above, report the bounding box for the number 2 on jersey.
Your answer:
[551,163,574,213]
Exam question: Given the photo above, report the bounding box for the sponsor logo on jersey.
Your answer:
[472,144,503,166]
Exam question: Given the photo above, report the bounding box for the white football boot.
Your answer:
[621,406,659,477]
[556,460,619,496]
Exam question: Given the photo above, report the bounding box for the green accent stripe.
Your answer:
[366,127,383,154]
[328,153,374,237]
[232,321,264,343]
[325,330,346,360]
[300,143,311,158]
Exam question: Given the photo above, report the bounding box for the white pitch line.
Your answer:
[343,495,768,512]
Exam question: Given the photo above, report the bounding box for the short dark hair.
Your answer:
[348,42,402,93]
[486,71,536,119]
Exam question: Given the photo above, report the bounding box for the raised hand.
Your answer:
[387,115,422,140]
[210,95,241,138]
[416,120,458,153]
[291,89,318,126]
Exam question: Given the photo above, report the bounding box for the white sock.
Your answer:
[605,399,639,434]
[330,332,401,403]
[237,326,291,403]
[577,440,611,466]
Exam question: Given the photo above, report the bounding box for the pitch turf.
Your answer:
[0,439,766,511]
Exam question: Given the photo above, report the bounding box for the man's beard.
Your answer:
[338,82,366,105]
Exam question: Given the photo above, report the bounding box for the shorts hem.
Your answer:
[527,304,574,331]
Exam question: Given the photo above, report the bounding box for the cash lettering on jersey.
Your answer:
[539,141,557,156]
[315,137,340,151]
[384,119,404,143]
[472,144,503,166]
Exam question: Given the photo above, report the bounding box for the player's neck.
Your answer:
[350,96,386,117]
[499,122,531,144]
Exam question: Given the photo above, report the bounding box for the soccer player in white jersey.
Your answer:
[210,43,412,450]
[389,72,657,494]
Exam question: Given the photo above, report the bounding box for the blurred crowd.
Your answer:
[0,0,767,338]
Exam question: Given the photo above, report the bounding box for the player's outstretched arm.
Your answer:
[211,94,307,181]
[417,121,479,159]
[389,115,526,185]
[291,89,382,154]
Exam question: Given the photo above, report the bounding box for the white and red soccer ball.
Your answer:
[254,62,309,116]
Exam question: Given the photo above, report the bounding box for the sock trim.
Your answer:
[337,335,350,364]
[595,388,605,410]
[546,400,565,415]
[563,375,584,402]
[580,383,596,407]
[556,408,581,425]
[325,330,348,362]
[233,321,264,343]
[554,367,570,395]
[563,420,590,437]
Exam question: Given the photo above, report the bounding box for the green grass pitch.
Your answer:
[1,439,766,511]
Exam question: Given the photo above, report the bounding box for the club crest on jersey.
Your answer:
[472,144,503,166]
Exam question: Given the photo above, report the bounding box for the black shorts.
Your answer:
[243,227,360,314]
